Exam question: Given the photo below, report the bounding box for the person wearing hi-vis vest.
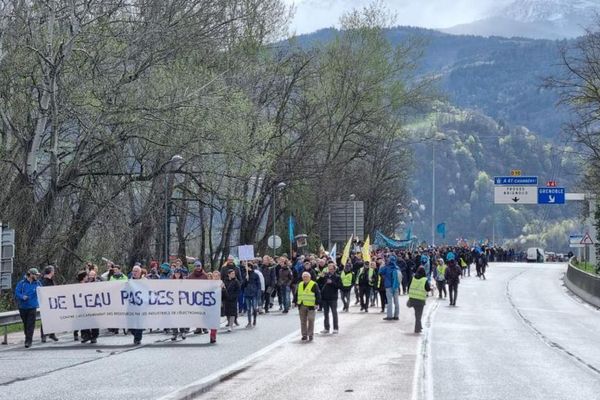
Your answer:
[293,271,321,341]
[434,258,447,299]
[339,264,353,312]
[407,266,430,334]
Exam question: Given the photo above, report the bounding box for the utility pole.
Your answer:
[431,142,436,247]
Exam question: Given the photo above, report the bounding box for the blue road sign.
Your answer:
[538,187,565,204]
[494,176,538,185]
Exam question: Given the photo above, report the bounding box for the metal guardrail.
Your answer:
[0,310,40,345]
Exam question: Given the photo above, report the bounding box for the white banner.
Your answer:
[37,280,222,333]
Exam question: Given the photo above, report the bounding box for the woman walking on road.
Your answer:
[223,269,241,332]
[170,268,188,341]
[407,266,430,333]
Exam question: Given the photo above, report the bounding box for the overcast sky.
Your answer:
[282,0,511,35]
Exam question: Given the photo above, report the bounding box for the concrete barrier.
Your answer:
[564,260,600,308]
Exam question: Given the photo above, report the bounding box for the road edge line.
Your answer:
[156,327,303,400]
[411,299,439,400]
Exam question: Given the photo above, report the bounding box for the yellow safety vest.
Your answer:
[436,264,446,277]
[460,258,467,268]
[408,277,427,301]
[297,280,316,306]
[341,271,353,287]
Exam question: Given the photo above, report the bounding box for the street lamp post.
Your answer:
[272,182,286,257]
[164,155,183,264]
[432,141,436,247]
[349,194,356,240]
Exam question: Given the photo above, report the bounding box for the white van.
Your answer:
[526,247,545,263]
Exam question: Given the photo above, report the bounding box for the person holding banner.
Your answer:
[40,266,59,343]
[15,268,42,348]
[81,270,101,344]
[170,268,189,341]
[129,266,145,345]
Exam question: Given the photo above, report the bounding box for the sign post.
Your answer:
[0,223,14,291]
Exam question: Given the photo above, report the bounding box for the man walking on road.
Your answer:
[294,271,321,341]
[318,262,341,334]
[408,266,430,333]
[445,252,462,306]
[339,263,353,312]
[15,268,42,348]
[40,266,59,343]
[380,255,401,320]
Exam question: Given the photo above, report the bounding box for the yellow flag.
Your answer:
[362,235,371,263]
[319,243,326,257]
[341,236,352,266]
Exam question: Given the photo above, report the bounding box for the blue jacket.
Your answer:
[379,256,400,290]
[15,277,42,309]
[242,270,261,298]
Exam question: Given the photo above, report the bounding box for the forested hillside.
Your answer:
[299,27,569,139]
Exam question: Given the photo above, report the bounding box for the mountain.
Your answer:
[443,0,599,39]
[407,105,579,247]
[293,26,581,247]
[297,27,569,139]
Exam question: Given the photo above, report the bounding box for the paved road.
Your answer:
[429,262,600,400]
[0,309,301,400]
[3,262,599,400]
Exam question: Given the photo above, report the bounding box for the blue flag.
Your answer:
[436,223,446,239]
[288,215,295,243]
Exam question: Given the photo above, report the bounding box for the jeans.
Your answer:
[322,299,338,331]
[340,288,351,311]
[448,282,459,305]
[81,329,99,341]
[238,289,246,313]
[359,286,371,311]
[256,291,263,310]
[413,301,425,332]
[299,305,315,337]
[436,280,447,298]
[279,286,291,311]
[379,290,386,312]
[385,288,399,318]
[130,329,143,342]
[245,296,257,324]
[19,308,37,344]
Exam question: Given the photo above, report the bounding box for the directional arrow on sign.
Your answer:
[512,197,520,203]
[548,195,555,203]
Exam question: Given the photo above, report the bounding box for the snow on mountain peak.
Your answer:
[497,0,600,23]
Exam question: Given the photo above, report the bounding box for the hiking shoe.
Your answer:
[320,330,329,334]
[332,330,339,334]
[301,336,307,341]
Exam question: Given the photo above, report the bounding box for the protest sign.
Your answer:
[37,279,222,333]
[238,245,255,261]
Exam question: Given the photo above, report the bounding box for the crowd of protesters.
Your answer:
[14,243,494,348]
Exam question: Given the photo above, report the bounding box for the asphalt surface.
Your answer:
[429,262,600,400]
[197,301,424,400]
[2,262,599,400]
[0,308,300,400]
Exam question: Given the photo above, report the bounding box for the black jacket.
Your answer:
[41,277,55,287]
[317,273,341,301]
